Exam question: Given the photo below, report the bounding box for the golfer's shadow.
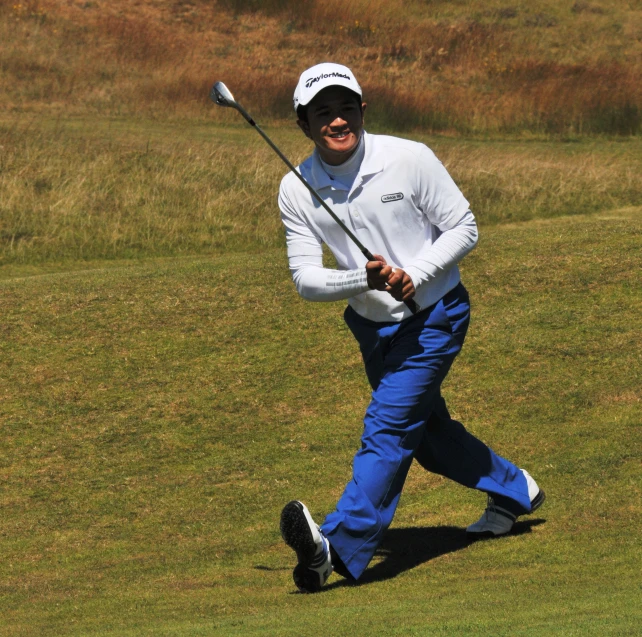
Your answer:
[321,519,545,590]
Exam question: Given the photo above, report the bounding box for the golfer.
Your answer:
[278,63,545,593]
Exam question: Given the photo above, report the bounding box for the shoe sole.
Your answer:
[529,489,546,514]
[280,501,317,566]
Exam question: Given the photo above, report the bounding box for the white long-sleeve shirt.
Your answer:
[278,131,478,322]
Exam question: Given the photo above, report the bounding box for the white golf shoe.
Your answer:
[466,470,546,537]
[280,501,333,593]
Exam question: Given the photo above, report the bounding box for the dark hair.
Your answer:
[296,104,309,122]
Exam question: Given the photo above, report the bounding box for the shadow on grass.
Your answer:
[253,519,546,590]
[319,519,546,591]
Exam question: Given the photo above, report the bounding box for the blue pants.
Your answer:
[321,284,531,580]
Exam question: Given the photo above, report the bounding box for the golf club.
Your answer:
[210,81,419,315]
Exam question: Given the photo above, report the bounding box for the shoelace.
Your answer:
[484,495,517,523]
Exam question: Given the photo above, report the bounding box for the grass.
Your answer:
[1,1,641,624]
[2,117,642,266]
[1,203,641,635]
[0,0,641,133]
[1,115,641,633]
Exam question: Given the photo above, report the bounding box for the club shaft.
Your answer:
[233,100,419,315]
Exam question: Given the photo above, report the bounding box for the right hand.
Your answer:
[366,254,393,291]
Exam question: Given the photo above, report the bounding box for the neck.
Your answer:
[319,134,365,175]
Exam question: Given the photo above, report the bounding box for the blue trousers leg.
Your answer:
[413,395,528,514]
[321,285,529,580]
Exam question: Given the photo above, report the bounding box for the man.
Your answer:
[277,62,545,593]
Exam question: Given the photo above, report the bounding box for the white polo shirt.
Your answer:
[278,131,477,322]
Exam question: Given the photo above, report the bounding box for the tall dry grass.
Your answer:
[0,120,285,263]
[1,120,640,266]
[0,0,641,133]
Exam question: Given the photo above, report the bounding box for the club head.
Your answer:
[210,82,236,108]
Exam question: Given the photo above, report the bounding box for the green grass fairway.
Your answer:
[1,207,640,636]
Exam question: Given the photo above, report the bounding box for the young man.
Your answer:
[278,63,545,593]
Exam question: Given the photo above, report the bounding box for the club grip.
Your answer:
[405,298,420,314]
[362,249,420,315]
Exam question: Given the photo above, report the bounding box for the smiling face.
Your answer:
[297,86,367,166]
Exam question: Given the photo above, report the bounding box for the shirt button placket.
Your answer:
[348,202,364,229]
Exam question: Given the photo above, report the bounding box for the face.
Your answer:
[297,86,367,166]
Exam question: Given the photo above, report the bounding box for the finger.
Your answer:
[402,280,414,294]
[366,259,384,270]
[386,269,402,286]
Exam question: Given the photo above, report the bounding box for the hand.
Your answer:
[366,254,393,291]
[385,268,416,302]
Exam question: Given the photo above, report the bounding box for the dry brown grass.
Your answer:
[1,118,640,266]
[1,0,641,133]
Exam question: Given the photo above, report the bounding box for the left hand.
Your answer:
[386,268,416,302]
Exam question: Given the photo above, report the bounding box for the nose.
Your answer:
[329,115,348,128]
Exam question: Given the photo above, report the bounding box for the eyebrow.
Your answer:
[312,101,359,113]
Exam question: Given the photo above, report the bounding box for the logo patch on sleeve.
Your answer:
[381,192,404,203]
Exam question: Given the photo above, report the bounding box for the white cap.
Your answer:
[293,63,362,113]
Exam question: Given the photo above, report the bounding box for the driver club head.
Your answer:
[210,82,236,108]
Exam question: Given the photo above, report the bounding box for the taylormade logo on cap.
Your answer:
[305,71,351,89]
[293,62,362,112]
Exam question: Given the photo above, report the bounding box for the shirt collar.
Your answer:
[303,131,383,191]
[358,131,385,179]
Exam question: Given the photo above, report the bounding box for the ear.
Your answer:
[361,102,367,120]
[296,119,312,140]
